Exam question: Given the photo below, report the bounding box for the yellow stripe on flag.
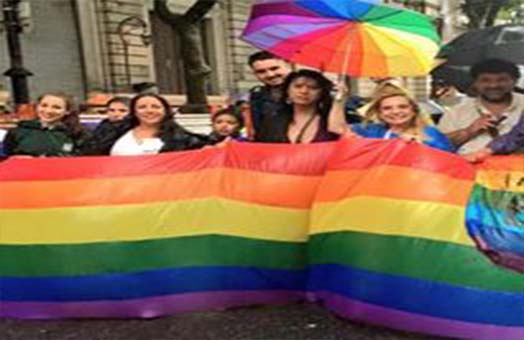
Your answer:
[310,196,473,246]
[1,198,308,245]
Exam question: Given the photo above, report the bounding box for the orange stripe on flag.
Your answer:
[1,168,321,210]
[315,166,473,206]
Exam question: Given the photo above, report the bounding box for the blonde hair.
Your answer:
[364,87,430,140]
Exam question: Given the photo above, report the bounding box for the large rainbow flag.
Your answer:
[0,143,333,318]
[1,140,523,339]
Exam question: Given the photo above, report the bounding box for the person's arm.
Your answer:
[423,127,455,152]
[442,115,497,147]
[248,87,265,140]
[463,147,493,163]
[487,116,524,154]
[328,80,353,136]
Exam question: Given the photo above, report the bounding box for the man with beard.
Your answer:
[439,59,524,154]
[248,51,291,140]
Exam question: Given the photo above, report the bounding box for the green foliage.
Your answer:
[498,0,524,23]
[461,0,523,28]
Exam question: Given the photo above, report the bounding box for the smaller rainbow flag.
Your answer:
[308,139,524,339]
[467,156,524,272]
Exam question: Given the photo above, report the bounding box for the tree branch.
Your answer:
[154,0,181,24]
[461,0,511,28]
[486,0,509,26]
[185,0,219,24]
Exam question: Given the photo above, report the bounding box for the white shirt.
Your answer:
[438,93,524,154]
[110,130,164,156]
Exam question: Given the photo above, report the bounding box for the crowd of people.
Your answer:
[1,51,523,160]
[247,52,523,160]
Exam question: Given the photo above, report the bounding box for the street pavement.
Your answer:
[2,303,442,340]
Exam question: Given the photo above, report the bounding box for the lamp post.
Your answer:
[117,16,151,91]
[2,0,32,107]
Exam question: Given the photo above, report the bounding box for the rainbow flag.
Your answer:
[467,156,524,273]
[1,140,523,339]
[308,139,524,339]
[0,143,333,319]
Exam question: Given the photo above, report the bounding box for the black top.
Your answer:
[255,111,338,144]
[249,85,284,140]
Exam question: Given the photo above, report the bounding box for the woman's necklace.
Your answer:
[292,114,317,144]
[132,127,157,145]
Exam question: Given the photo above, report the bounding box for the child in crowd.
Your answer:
[208,106,246,144]
[87,96,131,145]
[105,96,131,122]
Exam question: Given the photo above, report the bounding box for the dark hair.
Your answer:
[470,59,520,80]
[257,70,334,143]
[248,51,283,67]
[106,96,131,108]
[280,69,334,118]
[212,106,245,130]
[37,92,85,137]
[128,93,178,141]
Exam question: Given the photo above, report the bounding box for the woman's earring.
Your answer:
[285,98,293,104]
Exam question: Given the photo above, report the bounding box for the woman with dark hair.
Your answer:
[81,93,209,156]
[255,69,338,144]
[3,92,87,157]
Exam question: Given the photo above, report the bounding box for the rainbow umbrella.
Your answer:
[242,0,440,77]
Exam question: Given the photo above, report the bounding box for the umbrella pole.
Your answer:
[340,37,353,80]
[335,39,353,100]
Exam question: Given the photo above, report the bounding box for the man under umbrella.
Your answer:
[438,59,524,155]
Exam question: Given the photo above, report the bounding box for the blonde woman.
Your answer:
[328,82,454,151]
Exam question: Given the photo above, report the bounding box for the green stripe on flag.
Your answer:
[309,231,524,292]
[0,235,306,277]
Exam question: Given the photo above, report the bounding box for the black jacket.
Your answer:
[81,118,210,155]
[3,120,87,157]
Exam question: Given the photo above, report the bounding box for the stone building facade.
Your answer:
[0,0,458,105]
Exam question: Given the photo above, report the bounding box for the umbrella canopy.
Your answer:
[432,25,524,93]
[431,63,472,93]
[437,24,524,65]
[242,0,440,77]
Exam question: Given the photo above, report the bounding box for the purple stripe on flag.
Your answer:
[1,290,305,319]
[314,291,524,340]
